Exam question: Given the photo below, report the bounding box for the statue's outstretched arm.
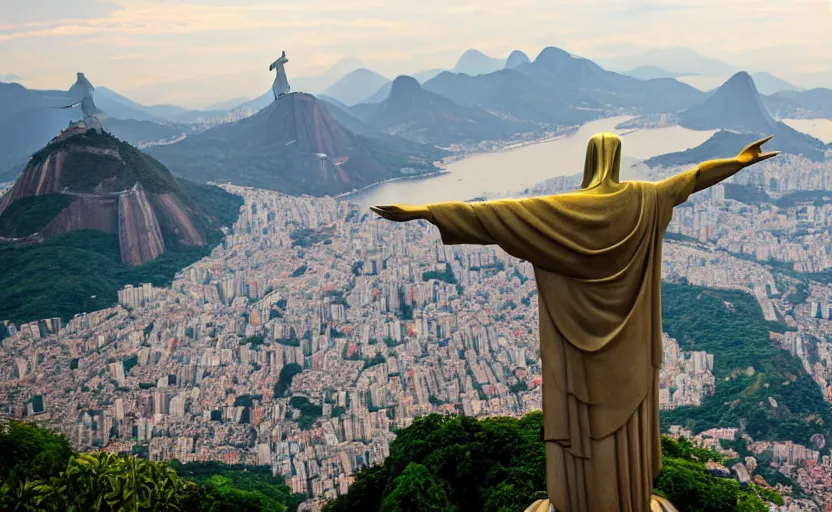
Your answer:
[657,136,778,207]
[370,203,493,245]
[370,204,434,223]
[692,136,778,193]
[371,198,580,272]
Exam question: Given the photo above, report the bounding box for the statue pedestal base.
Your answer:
[524,495,679,512]
[650,495,679,511]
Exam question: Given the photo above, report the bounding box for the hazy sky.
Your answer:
[2,0,831,108]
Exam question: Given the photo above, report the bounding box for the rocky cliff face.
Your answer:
[155,193,205,246]
[0,128,211,266]
[0,150,68,215]
[118,185,166,266]
[42,196,118,237]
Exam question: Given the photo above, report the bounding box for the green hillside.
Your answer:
[660,282,832,447]
[322,412,780,512]
[0,180,242,324]
[0,420,303,512]
[0,194,73,237]
[29,130,184,195]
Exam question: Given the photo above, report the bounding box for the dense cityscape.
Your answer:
[2,0,832,509]
[2,150,832,509]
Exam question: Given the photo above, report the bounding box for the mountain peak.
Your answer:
[322,68,389,106]
[389,75,422,98]
[723,71,757,92]
[147,89,442,196]
[352,68,384,77]
[0,129,210,266]
[535,47,572,65]
[679,71,773,133]
[459,49,489,59]
[678,70,826,160]
[505,50,530,69]
[453,50,503,76]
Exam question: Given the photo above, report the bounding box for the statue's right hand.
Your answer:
[369,204,431,223]
[736,136,779,166]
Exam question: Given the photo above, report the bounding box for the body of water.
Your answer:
[349,116,716,208]
[784,118,832,144]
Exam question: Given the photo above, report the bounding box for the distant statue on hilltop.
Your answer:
[372,133,778,512]
[59,72,104,133]
[269,51,291,100]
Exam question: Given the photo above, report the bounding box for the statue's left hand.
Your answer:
[370,204,432,223]
[736,136,779,166]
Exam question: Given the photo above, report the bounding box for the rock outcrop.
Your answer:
[118,185,166,266]
[42,195,118,237]
[0,128,212,266]
[0,150,68,215]
[155,192,205,246]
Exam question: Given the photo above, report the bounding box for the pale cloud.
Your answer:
[0,0,829,107]
[0,73,22,81]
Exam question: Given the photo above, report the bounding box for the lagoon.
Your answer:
[349,116,718,208]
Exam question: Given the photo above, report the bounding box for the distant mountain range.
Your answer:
[0,82,199,181]
[349,76,523,146]
[95,87,227,123]
[504,50,530,70]
[322,69,390,106]
[677,72,826,161]
[146,92,446,196]
[3,46,830,191]
[600,48,808,95]
[763,88,832,119]
[512,47,705,113]
[598,47,738,77]
[749,72,803,96]
[452,49,505,76]
[314,49,519,107]
[422,69,600,125]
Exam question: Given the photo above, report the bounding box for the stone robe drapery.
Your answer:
[425,168,699,512]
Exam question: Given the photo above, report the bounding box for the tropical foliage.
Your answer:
[34,452,191,511]
[322,412,781,512]
[0,421,301,512]
[172,461,305,512]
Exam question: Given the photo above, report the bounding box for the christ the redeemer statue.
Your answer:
[269,51,290,100]
[60,72,104,133]
[372,133,777,512]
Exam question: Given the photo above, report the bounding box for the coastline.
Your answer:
[335,168,451,199]
[338,124,582,200]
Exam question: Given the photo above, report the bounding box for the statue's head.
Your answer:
[581,132,622,189]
